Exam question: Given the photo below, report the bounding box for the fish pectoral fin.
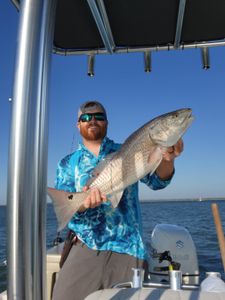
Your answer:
[147,147,163,175]
[109,190,124,208]
[47,187,87,231]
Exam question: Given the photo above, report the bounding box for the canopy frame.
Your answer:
[174,0,186,49]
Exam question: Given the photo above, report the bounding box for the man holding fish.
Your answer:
[51,101,192,300]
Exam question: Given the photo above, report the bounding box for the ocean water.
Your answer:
[0,200,225,292]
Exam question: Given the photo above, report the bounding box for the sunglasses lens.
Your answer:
[80,114,92,122]
[79,112,106,122]
[94,113,106,121]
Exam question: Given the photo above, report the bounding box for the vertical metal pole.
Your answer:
[33,1,56,299]
[7,0,56,299]
[7,1,43,298]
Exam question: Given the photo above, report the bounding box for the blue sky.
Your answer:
[1,1,225,204]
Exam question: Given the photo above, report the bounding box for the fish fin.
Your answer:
[87,152,116,185]
[148,147,163,175]
[47,187,87,231]
[109,190,124,208]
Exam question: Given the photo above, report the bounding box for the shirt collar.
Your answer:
[78,136,114,159]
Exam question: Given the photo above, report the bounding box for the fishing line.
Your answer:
[70,132,76,154]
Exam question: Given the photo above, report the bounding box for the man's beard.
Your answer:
[80,124,107,141]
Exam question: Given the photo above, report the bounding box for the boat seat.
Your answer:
[0,291,7,300]
[46,243,63,300]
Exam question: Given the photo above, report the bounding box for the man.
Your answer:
[52,101,183,300]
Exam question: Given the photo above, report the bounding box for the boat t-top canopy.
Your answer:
[13,0,225,55]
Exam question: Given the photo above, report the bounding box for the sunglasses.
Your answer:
[78,112,107,122]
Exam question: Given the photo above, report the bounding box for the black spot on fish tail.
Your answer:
[68,194,73,200]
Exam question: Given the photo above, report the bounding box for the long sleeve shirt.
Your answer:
[55,137,172,259]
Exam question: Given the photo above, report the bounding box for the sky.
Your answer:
[1,1,225,204]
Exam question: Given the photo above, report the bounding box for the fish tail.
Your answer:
[47,187,88,231]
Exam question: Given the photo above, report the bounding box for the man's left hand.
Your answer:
[162,138,184,162]
[155,138,184,180]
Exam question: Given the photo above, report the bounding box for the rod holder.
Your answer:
[169,270,182,290]
[88,54,95,76]
[132,268,144,288]
[144,51,151,72]
[201,47,210,70]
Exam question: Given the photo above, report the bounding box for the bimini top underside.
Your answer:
[13,0,225,55]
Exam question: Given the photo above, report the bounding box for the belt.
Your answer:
[67,230,84,246]
[74,237,82,245]
[72,236,84,246]
[59,233,83,268]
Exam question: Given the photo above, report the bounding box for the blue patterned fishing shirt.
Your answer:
[55,137,172,259]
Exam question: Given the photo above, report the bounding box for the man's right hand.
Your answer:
[78,186,107,212]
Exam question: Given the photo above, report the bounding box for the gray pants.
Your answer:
[52,243,147,300]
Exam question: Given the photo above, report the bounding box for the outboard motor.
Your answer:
[149,224,199,285]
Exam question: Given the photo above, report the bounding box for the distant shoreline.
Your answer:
[140,197,225,202]
[1,197,225,207]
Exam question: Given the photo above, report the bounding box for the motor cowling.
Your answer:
[148,224,199,285]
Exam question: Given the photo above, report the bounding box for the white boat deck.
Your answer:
[85,288,225,300]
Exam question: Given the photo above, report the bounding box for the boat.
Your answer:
[1,0,225,299]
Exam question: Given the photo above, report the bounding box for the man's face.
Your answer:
[77,109,108,141]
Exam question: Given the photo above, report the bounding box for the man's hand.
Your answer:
[162,138,184,162]
[156,138,184,180]
[78,186,107,212]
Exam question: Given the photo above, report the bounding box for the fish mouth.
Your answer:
[163,108,194,147]
[183,109,194,126]
[174,108,193,127]
[176,109,194,142]
[177,108,192,118]
[186,108,193,118]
